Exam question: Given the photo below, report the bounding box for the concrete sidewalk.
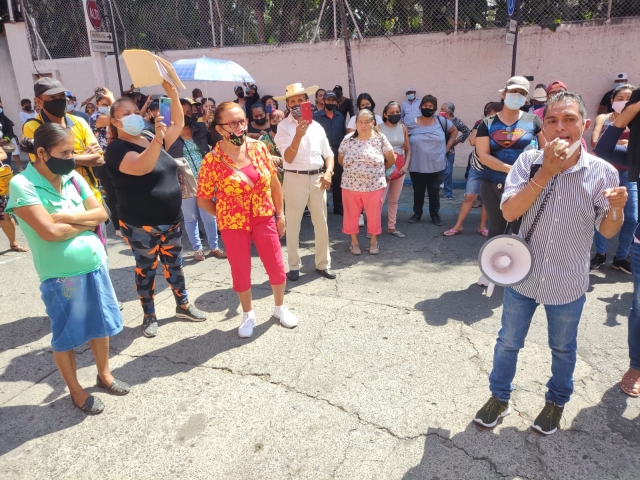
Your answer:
[0,188,638,479]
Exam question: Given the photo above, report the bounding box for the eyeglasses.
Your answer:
[218,119,247,129]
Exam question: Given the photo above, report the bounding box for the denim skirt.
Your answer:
[39,263,123,352]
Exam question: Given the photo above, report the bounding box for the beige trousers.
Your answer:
[282,171,331,271]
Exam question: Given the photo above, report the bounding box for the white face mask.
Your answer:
[504,93,527,110]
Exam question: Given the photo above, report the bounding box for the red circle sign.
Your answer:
[87,0,102,30]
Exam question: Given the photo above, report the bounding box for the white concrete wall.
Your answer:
[6,17,640,163]
[0,29,26,133]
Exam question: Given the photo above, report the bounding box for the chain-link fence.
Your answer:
[21,0,640,60]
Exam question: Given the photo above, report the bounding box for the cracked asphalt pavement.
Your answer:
[1,188,639,479]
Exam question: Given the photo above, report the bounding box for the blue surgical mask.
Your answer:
[407,94,415,101]
[118,114,145,136]
[504,93,527,110]
[66,103,76,112]
[98,106,110,114]
[0,107,3,115]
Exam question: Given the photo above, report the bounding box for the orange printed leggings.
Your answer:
[120,221,188,315]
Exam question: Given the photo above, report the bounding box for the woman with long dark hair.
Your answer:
[9,124,129,415]
[104,81,207,338]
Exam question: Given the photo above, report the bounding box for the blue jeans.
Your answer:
[594,170,638,258]
[629,243,640,369]
[489,287,585,406]
[443,152,455,198]
[181,197,219,251]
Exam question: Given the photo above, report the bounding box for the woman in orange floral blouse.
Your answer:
[196,102,299,338]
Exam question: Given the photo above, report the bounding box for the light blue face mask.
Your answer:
[98,106,110,114]
[118,114,145,136]
[0,107,3,115]
[504,93,526,110]
[406,94,415,101]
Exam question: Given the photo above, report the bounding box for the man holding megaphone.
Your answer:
[473,92,628,435]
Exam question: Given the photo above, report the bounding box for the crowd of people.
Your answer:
[0,71,638,434]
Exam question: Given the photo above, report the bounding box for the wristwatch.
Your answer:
[326,169,334,176]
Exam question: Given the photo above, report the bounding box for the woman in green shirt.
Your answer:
[9,124,129,415]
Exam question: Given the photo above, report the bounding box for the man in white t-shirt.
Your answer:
[274,83,336,281]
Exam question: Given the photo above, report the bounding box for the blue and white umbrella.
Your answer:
[172,56,255,83]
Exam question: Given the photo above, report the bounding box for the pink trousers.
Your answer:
[342,188,385,235]
[384,176,405,230]
[220,216,286,292]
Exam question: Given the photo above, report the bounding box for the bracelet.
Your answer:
[528,182,540,195]
[276,215,285,219]
[289,147,298,153]
[154,137,163,146]
[530,178,545,190]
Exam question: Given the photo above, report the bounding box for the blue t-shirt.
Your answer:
[476,112,542,185]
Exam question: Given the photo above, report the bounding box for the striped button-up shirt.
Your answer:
[501,148,619,305]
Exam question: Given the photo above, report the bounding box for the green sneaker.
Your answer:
[532,402,564,435]
[473,396,511,428]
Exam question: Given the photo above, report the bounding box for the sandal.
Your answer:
[9,243,29,252]
[349,244,361,256]
[477,228,489,237]
[369,243,379,255]
[443,228,462,237]
[388,230,405,238]
[72,395,105,415]
[620,370,640,397]
[96,375,131,396]
[194,249,206,261]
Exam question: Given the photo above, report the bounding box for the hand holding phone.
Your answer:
[300,101,313,124]
[158,97,172,127]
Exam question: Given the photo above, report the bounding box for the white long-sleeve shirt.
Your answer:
[274,115,333,171]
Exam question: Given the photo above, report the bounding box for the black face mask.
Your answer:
[24,106,33,112]
[255,117,268,126]
[45,154,76,175]
[271,123,278,133]
[387,114,401,125]
[44,98,68,118]
[184,115,192,127]
[421,108,435,118]
[361,105,373,113]
[191,113,198,122]
[325,103,336,111]
[236,91,245,99]
[335,90,343,99]
[149,116,156,124]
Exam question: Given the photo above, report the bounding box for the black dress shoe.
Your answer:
[432,216,443,226]
[316,268,336,279]
[408,214,421,224]
[287,270,300,281]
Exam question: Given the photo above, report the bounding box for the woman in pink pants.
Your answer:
[338,109,396,255]
[379,101,411,237]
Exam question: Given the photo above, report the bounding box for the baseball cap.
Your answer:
[324,90,337,100]
[406,86,416,93]
[501,76,530,94]
[234,85,243,92]
[615,72,628,81]
[180,97,201,106]
[333,85,343,91]
[34,77,67,97]
[546,80,567,94]
[532,87,547,101]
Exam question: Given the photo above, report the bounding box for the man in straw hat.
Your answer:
[274,83,336,281]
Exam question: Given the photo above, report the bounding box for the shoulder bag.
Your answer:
[0,160,13,195]
[70,176,106,246]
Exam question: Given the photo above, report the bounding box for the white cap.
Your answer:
[532,87,547,101]
[406,87,416,93]
[615,72,628,81]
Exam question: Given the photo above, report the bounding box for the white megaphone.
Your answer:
[478,235,534,297]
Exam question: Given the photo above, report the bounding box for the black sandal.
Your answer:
[72,395,105,415]
[96,375,131,396]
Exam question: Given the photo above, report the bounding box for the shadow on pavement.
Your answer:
[414,283,503,326]
[0,316,51,351]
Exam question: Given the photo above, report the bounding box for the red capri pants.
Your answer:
[220,216,286,292]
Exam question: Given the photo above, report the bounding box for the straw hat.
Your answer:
[273,83,319,101]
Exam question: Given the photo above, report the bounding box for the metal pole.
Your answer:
[454,0,458,33]
[606,0,613,20]
[213,0,223,47]
[107,0,124,95]
[312,0,328,43]
[208,0,217,46]
[333,0,337,41]
[338,0,356,104]
[510,0,521,77]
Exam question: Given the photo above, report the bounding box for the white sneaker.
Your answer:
[477,274,489,287]
[275,306,298,329]
[358,214,365,227]
[238,313,256,338]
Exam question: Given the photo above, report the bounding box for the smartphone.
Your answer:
[265,104,273,115]
[158,97,171,126]
[300,101,313,123]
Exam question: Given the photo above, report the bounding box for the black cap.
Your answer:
[324,90,337,100]
[333,85,343,91]
[34,77,67,97]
